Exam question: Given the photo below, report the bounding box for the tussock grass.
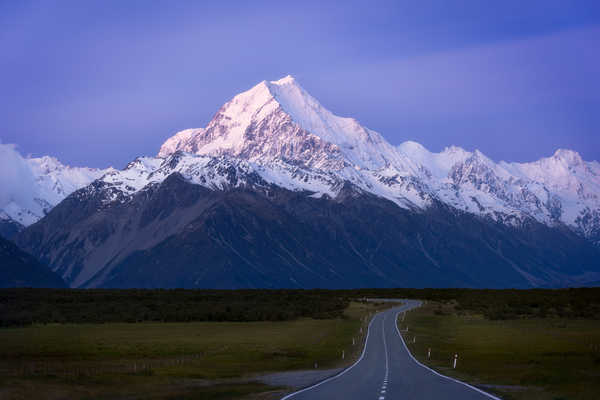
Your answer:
[0,301,383,399]
[400,302,600,400]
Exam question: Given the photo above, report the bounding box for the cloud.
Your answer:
[0,142,38,212]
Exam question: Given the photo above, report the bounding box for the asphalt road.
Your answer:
[281,300,500,400]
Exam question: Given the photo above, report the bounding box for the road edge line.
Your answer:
[279,309,378,399]
[394,302,502,400]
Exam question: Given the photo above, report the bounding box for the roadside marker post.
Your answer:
[342,350,345,360]
[453,354,458,369]
[413,336,416,344]
[427,348,431,359]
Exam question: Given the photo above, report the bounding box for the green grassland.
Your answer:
[0,301,384,400]
[400,301,600,400]
[2,288,599,399]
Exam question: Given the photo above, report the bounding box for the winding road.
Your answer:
[281,300,500,400]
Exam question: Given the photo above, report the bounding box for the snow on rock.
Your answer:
[156,76,407,172]
[500,149,600,230]
[158,128,205,158]
[0,144,114,227]
[94,151,343,205]
[4,76,599,244]
[156,76,600,239]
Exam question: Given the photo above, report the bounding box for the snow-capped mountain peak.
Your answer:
[4,76,599,248]
[158,76,396,170]
[265,75,387,152]
[270,74,296,85]
[552,148,584,167]
[157,128,205,158]
[151,76,600,244]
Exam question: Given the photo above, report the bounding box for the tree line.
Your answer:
[342,287,600,320]
[0,288,348,327]
[1,287,599,327]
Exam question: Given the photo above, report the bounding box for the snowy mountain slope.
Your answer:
[156,76,600,242]
[157,76,417,173]
[11,75,596,244]
[157,128,205,158]
[13,75,600,289]
[0,144,113,230]
[95,152,345,206]
[18,164,600,289]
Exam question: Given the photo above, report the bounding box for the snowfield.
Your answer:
[2,76,599,244]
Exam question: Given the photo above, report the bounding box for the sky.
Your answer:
[1,0,599,168]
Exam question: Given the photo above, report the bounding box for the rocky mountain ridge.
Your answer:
[5,76,598,245]
[7,75,600,289]
[155,76,600,244]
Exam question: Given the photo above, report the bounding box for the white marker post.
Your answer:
[453,354,458,369]
[352,337,355,346]
[413,336,416,344]
[342,350,345,360]
[427,348,431,359]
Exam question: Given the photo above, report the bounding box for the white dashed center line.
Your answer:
[378,315,390,400]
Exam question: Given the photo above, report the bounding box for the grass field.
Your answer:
[0,301,384,400]
[400,302,600,400]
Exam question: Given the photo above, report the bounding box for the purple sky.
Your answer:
[1,0,599,168]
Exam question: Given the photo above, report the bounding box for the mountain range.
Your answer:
[4,76,600,288]
[0,148,112,237]
[0,234,65,288]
